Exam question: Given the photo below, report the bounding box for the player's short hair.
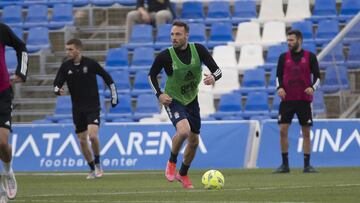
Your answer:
[287,29,303,41]
[66,38,82,49]
[172,20,189,33]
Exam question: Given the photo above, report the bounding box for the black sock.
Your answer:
[94,155,100,165]
[282,152,289,166]
[88,161,95,171]
[169,152,178,164]
[179,163,190,176]
[304,154,310,167]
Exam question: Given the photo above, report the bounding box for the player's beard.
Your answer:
[290,41,300,53]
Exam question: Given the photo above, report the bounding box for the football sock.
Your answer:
[304,154,310,167]
[282,152,289,166]
[88,161,95,171]
[94,155,100,165]
[169,152,178,164]
[179,163,190,176]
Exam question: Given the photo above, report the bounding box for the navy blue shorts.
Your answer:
[165,97,201,134]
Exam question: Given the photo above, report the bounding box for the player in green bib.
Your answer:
[148,21,222,189]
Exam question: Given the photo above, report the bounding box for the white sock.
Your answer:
[3,162,11,173]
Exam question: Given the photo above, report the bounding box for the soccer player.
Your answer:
[0,23,28,200]
[274,30,320,173]
[148,21,222,189]
[53,39,118,179]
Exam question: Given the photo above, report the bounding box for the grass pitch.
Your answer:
[12,167,360,202]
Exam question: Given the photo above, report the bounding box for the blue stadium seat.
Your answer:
[180,1,204,23]
[313,90,326,115]
[116,0,137,6]
[129,47,154,73]
[131,71,153,96]
[346,42,360,69]
[1,5,23,28]
[10,27,23,41]
[239,69,267,95]
[302,42,317,53]
[23,4,49,29]
[154,24,172,50]
[266,68,277,95]
[204,1,231,25]
[32,119,53,124]
[105,93,133,121]
[310,0,337,23]
[26,26,51,53]
[212,92,242,119]
[0,0,23,8]
[321,66,350,93]
[104,47,129,72]
[220,115,244,121]
[291,20,315,43]
[188,23,207,46]
[242,91,270,119]
[269,94,281,118]
[5,49,17,74]
[339,0,360,22]
[91,0,115,7]
[49,3,74,30]
[133,94,160,121]
[47,0,72,7]
[73,0,90,7]
[315,19,339,46]
[123,24,154,50]
[343,21,360,45]
[231,0,257,25]
[49,95,72,122]
[319,44,345,69]
[207,22,233,49]
[261,43,288,71]
[23,0,48,7]
[105,71,131,96]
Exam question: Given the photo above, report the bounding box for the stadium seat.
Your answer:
[257,0,285,22]
[47,0,72,7]
[188,23,207,46]
[154,24,172,50]
[291,20,315,44]
[23,5,49,29]
[310,0,338,23]
[129,47,154,73]
[343,21,360,45]
[111,117,134,122]
[49,95,72,122]
[49,3,74,30]
[261,21,287,47]
[261,43,288,71]
[204,1,231,25]
[313,90,326,116]
[23,0,48,7]
[266,68,277,95]
[133,94,160,121]
[198,92,216,118]
[319,44,345,69]
[339,0,360,22]
[302,42,317,53]
[5,49,17,74]
[228,21,261,48]
[237,44,264,71]
[242,91,270,119]
[285,0,311,23]
[104,47,129,72]
[105,71,131,96]
[219,115,244,121]
[212,92,242,119]
[315,19,339,46]
[269,94,281,118]
[212,45,237,70]
[321,66,350,93]
[207,22,233,49]
[212,69,240,95]
[131,71,153,96]
[0,0,23,8]
[238,69,266,95]
[346,42,360,69]
[10,27,23,41]
[231,0,257,25]
[180,1,204,23]
[116,0,137,6]
[91,0,115,7]
[26,27,51,53]
[1,5,23,27]
[73,0,90,7]
[123,24,154,50]
[32,119,53,124]
[105,93,133,121]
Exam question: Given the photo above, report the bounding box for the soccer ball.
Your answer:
[201,170,225,190]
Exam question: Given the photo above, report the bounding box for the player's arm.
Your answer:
[310,52,320,91]
[195,43,222,85]
[0,23,28,82]
[53,64,66,96]
[276,53,286,99]
[94,61,118,107]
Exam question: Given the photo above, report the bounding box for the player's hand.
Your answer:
[304,87,314,95]
[159,93,172,106]
[277,88,286,99]
[54,86,65,96]
[10,75,24,84]
[111,96,118,107]
[203,73,215,85]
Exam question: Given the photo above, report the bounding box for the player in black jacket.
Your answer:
[0,22,28,201]
[53,39,118,179]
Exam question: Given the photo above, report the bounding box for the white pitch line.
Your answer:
[17,183,360,199]
[15,171,163,176]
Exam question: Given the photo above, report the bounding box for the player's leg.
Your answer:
[88,124,102,177]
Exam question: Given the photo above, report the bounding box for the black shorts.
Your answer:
[278,101,313,126]
[72,109,100,133]
[0,87,13,131]
[165,97,201,134]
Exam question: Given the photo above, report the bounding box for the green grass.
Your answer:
[12,167,360,202]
